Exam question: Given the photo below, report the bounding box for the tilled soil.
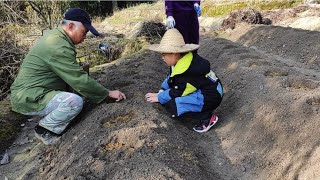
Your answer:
[238,25,320,70]
[1,26,320,180]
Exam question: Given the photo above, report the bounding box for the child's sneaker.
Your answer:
[34,128,61,145]
[193,115,218,133]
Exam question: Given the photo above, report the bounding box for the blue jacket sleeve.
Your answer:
[158,76,172,104]
[161,76,170,90]
[158,89,172,104]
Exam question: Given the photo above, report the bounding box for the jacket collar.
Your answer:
[171,52,193,77]
[57,26,76,48]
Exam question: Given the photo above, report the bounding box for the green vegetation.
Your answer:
[256,0,303,10]
[202,2,248,17]
[202,0,303,17]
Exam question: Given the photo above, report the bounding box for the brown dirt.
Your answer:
[237,25,320,70]
[1,7,320,180]
[0,99,26,155]
[221,8,265,30]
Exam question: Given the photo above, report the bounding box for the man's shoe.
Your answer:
[34,130,61,145]
[193,115,218,133]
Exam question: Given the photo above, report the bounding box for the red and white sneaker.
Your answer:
[193,115,218,133]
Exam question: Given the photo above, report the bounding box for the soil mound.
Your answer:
[237,25,320,70]
[0,50,240,180]
[262,6,309,24]
[1,26,320,180]
[221,8,271,30]
[261,5,320,31]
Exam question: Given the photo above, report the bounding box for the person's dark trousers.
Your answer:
[174,11,199,44]
[179,111,212,123]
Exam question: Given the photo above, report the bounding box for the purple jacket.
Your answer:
[165,0,200,17]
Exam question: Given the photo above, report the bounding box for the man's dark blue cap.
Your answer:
[64,8,100,36]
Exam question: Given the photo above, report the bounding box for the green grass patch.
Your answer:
[202,2,248,17]
[255,0,303,10]
[202,0,304,17]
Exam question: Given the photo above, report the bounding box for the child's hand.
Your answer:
[145,93,159,103]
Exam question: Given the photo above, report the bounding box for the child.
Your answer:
[145,28,223,133]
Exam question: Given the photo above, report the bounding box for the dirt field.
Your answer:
[1,5,320,180]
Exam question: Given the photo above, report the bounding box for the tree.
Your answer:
[0,1,28,26]
[69,1,113,17]
[27,1,69,29]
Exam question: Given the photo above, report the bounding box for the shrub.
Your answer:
[0,25,27,100]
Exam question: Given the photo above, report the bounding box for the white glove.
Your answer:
[166,16,175,29]
[194,3,201,17]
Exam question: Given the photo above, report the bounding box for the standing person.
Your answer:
[165,0,201,44]
[10,8,126,145]
[145,29,223,133]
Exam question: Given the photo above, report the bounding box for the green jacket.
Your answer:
[10,27,108,114]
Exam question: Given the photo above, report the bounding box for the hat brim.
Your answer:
[148,44,199,53]
[83,23,100,36]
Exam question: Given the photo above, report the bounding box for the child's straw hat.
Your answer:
[148,28,199,53]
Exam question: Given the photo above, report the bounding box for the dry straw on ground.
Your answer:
[0,29,26,100]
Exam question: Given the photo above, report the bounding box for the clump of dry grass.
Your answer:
[76,31,133,68]
[0,25,28,100]
[107,2,164,26]
[78,19,166,68]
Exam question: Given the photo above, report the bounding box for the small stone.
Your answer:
[259,85,264,90]
[20,123,25,127]
[241,166,246,172]
[0,151,10,165]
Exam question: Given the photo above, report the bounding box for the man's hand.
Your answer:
[145,93,159,103]
[80,61,90,74]
[194,3,201,17]
[108,90,126,102]
[166,16,176,29]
